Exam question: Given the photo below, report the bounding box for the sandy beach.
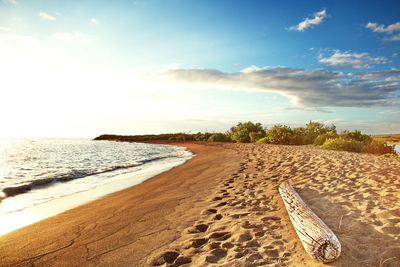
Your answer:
[0,142,399,267]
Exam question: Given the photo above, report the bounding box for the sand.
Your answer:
[0,142,399,267]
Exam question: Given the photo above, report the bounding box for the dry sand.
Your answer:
[0,142,399,267]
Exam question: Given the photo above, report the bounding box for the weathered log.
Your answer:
[279,182,341,263]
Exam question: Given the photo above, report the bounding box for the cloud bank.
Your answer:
[289,9,327,31]
[159,66,400,108]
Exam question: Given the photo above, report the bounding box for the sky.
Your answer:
[0,0,399,138]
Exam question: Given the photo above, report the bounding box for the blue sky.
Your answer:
[0,0,399,137]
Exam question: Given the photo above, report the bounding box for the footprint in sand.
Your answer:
[230,213,250,219]
[191,238,208,248]
[150,251,180,266]
[188,224,209,234]
[209,231,231,241]
[213,214,223,220]
[215,201,227,207]
[202,208,217,215]
[205,248,228,263]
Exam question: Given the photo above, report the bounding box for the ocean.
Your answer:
[0,139,192,234]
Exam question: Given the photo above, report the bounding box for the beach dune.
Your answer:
[1,142,399,266]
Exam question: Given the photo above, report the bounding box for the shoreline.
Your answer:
[1,142,399,266]
[0,142,241,266]
[0,146,192,235]
[0,141,193,235]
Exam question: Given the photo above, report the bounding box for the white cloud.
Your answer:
[38,12,57,21]
[379,110,400,115]
[90,18,100,24]
[353,69,400,80]
[282,107,334,113]
[366,21,400,41]
[53,32,91,44]
[157,66,400,108]
[319,50,388,68]
[289,9,327,31]
[387,33,400,41]
[3,0,17,4]
[366,22,400,33]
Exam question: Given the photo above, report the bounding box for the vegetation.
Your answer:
[313,131,338,146]
[267,125,293,145]
[94,121,398,157]
[229,121,266,143]
[194,132,212,141]
[321,138,365,153]
[365,140,397,155]
[207,133,231,142]
[371,134,400,144]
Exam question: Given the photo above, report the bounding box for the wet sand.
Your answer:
[1,142,399,266]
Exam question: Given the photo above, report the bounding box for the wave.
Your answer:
[1,155,176,198]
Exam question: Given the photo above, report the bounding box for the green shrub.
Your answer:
[290,127,307,145]
[321,138,365,153]
[207,133,231,142]
[314,131,339,146]
[194,132,212,141]
[304,121,336,144]
[249,131,265,142]
[231,128,250,142]
[340,130,372,143]
[230,121,266,143]
[257,136,271,143]
[267,125,293,144]
[365,140,397,155]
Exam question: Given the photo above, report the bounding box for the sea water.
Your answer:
[0,139,192,234]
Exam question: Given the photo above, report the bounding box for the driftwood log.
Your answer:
[279,182,341,263]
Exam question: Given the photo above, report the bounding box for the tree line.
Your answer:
[94,121,398,156]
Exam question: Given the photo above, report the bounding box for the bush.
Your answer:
[194,132,212,141]
[321,138,365,153]
[340,130,372,143]
[230,121,266,143]
[290,127,307,145]
[231,128,250,142]
[314,131,339,146]
[257,136,271,143]
[249,131,265,142]
[304,121,336,144]
[365,140,397,155]
[173,134,194,141]
[267,125,293,144]
[207,133,231,142]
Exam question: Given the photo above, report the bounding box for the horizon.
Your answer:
[1,0,399,138]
